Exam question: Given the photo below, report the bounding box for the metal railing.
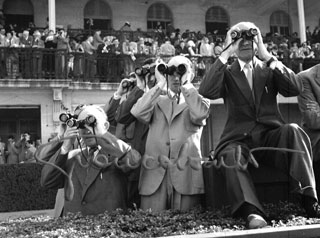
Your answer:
[0,47,319,83]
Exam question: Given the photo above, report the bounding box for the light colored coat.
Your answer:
[131,83,210,196]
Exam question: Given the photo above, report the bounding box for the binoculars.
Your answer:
[59,113,96,129]
[121,80,136,89]
[157,63,187,76]
[230,28,258,41]
[135,65,156,77]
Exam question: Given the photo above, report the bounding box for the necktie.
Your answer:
[244,63,253,90]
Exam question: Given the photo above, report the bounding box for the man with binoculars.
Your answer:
[39,104,141,216]
[199,22,320,229]
[131,55,210,212]
[102,58,158,209]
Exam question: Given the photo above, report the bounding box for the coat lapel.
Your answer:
[171,96,187,120]
[315,65,320,88]
[158,96,173,124]
[252,59,268,109]
[230,61,254,104]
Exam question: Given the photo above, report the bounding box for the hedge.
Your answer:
[0,163,57,212]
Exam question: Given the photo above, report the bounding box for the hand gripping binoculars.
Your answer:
[59,113,96,129]
[157,63,187,76]
[231,28,258,41]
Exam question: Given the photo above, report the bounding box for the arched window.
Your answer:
[2,0,34,31]
[205,6,229,35]
[270,10,291,36]
[147,3,173,31]
[84,0,112,30]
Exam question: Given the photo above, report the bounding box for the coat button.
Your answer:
[243,133,248,137]
[166,142,170,146]
[82,201,86,205]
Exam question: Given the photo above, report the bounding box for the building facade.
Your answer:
[0,0,317,146]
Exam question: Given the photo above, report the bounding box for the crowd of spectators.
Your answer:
[0,132,40,164]
[1,22,320,81]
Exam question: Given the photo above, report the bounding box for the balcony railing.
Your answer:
[0,47,319,83]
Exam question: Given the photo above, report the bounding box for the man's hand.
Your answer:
[220,27,242,61]
[306,101,320,113]
[253,27,272,61]
[117,78,134,96]
[180,64,193,85]
[61,126,78,154]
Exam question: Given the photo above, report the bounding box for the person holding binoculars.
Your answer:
[39,104,141,216]
[131,55,210,212]
[199,21,320,229]
[105,57,159,209]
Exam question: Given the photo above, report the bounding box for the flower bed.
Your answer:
[1,202,320,238]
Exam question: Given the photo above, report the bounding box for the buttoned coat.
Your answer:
[198,57,318,213]
[199,57,301,156]
[298,64,320,161]
[40,133,140,216]
[131,84,210,196]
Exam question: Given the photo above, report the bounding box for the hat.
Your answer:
[33,30,41,36]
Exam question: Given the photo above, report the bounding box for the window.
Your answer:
[84,0,112,30]
[147,3,173,31]
[205,6,229,35]
[270,11,291,36]
[3,0,34,32]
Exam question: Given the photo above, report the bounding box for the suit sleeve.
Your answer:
[40,142,68,189]
[181,83,210,126]
[130,85,162,124]
[104,96,120,128]
[115,86,144,125]
[298,73,320,130]
[272,61,301,97]
[198,58,227,100]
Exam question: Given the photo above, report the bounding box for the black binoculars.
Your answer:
[231,28,258,41]
[59,112,96,129]
[66,116,96,129]
[121,80,136,89]
[59,113,77,123]
[157,63,187,76]
[135,65,156,77]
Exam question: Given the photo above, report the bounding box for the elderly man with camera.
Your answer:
[131,55,210,212]
[199,21,320,229]
[39,104,141,216]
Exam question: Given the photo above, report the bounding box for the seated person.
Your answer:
[297,63,320,191]
[199,21,320,229]
[39,104,141,216]
[131,55,210,212]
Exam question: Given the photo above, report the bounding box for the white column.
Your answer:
[297,0,306,43]
[48,0,56,33]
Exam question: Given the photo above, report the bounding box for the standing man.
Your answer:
[199,21,320,229]
[131,55,210,212]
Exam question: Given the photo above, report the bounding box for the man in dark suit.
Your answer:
[40,105,141,216]
[297,64,320,196]
[199,21,320,229]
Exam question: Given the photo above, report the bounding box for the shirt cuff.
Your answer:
[219,56,228,64]
[113,92,122,100]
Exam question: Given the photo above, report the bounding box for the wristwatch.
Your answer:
[266,57,278,67]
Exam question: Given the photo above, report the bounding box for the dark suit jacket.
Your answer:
[40,133,140,216]
[199,57,301,156]
[298,64,320,161]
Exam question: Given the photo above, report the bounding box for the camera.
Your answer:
[230,28,258,41]
[157,63,187,76]
[66,115,96,129]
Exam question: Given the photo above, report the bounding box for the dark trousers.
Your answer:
[219,123,316,216]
